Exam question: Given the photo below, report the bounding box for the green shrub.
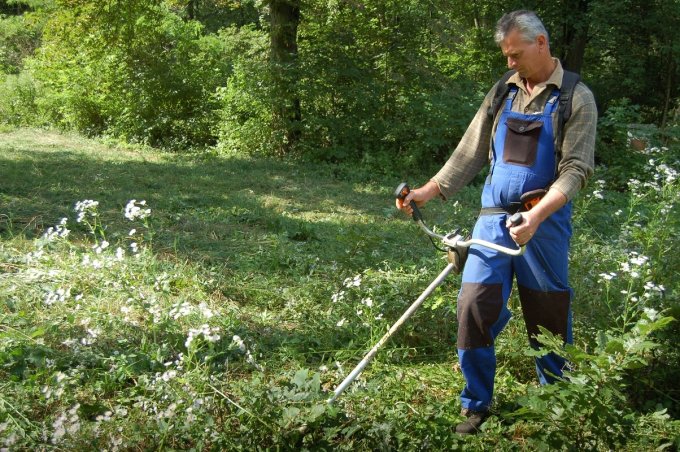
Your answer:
[0,12,42,75]
[511,313,678,451]
[26,0,234,148]
[0,70,41,125]
[595,99,680,190]
[214,26,275,156]
[215,1,482,173]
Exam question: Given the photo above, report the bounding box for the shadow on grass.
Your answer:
[0,140,405,258]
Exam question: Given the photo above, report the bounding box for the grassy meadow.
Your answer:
[0,129,678,450]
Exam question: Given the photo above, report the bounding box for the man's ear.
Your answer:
[536,34,548,52]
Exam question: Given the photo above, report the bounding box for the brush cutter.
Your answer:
[327,183,525,404]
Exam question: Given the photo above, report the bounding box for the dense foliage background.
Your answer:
[1,0,679,166]
[0,0,679,449]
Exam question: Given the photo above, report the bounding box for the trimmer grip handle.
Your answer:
[395,182,423,222]
[509,212,524,226]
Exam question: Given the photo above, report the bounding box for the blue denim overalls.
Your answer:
[457,85,573,412]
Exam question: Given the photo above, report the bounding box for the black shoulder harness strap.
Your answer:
[488,69,581,170]
[488,69,518,121]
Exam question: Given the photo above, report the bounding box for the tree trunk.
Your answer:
[560,0,590,74]
[187,0,197,20]
[269,0,301,153]
[660,47,675,138]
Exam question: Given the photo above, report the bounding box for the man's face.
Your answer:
[500,28,544,80]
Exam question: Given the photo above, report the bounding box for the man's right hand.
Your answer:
[395,180,441,217]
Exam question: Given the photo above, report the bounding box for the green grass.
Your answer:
[0,128,678,450]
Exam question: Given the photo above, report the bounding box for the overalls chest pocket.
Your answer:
[503,117,543,167]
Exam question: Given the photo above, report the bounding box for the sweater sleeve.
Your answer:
[551,83,597,201]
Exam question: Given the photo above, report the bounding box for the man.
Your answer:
[396,11,597,434]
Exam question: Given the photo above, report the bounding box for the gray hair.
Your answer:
[494,10,549,46]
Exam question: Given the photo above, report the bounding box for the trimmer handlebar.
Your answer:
[395,182,525,256]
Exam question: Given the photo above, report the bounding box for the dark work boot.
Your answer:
[455,408,489,435]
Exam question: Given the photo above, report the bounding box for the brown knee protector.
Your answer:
[518,285,570,346]
[457,283,503,349]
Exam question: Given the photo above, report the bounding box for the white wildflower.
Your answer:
[160,402,177,419]
[161,370,177,382]
[643,307,659,321]
[62,338,77,347]
[74,200,99,223]
[81,328,100,346]
[231,335,262,370]
[170,302,193,320]
[44,287,71,306]
[95,411,113,422]
[185,324,221,348]
[629,253,649,266]
[51,403,81,444]
[93,240,109,254]
[199,302,214,319]
[232,335,246,352]
[42,218,71,242]
[343,274,362,288]
[644,281,665,293]
[124,199,151,221]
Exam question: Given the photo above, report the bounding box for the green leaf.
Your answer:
[604,338,625,354]
[282,406,300,423]
[29,327,46,339]
[292,368,309,389]
[307,403,326,422]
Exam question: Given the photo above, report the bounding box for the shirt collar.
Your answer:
[507,58,564,90]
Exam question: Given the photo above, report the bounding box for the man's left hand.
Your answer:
[506,213,539,245]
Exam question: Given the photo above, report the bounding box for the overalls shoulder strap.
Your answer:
[488,69,580,135]
[488,69,581,177]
